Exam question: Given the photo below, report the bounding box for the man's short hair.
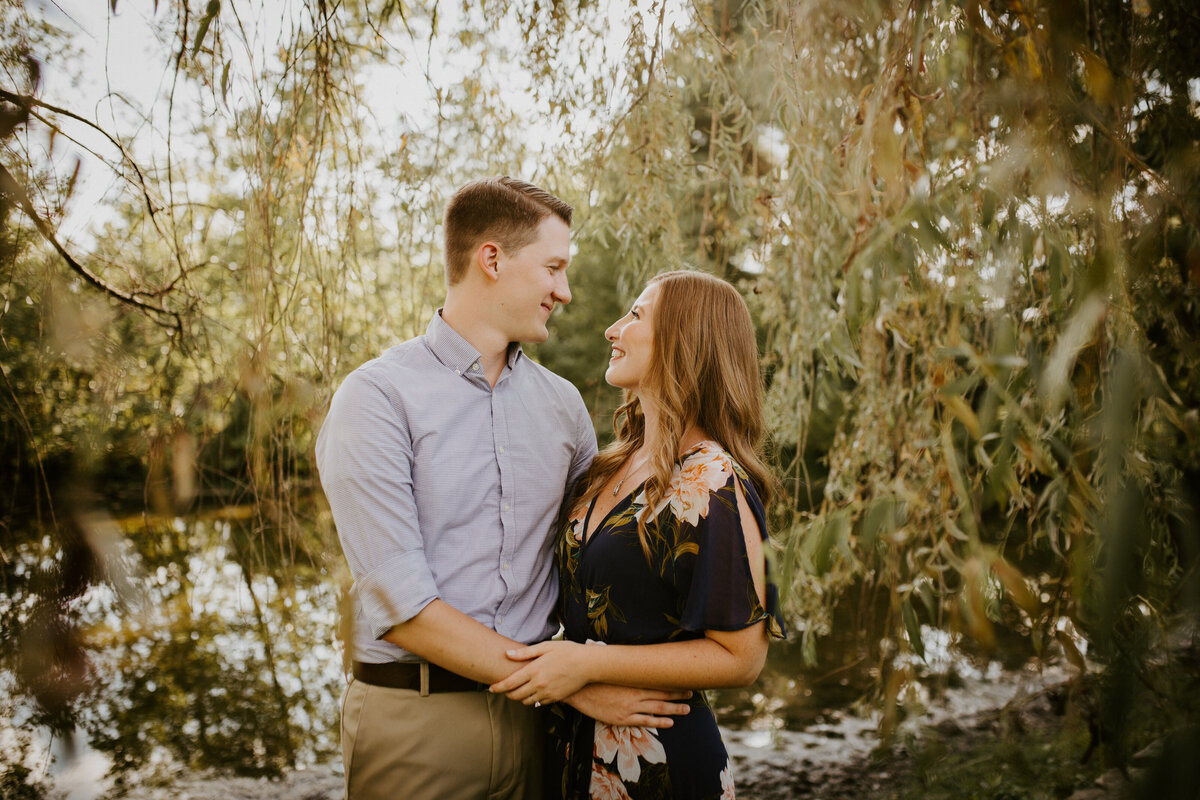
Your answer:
[443,177,573,286]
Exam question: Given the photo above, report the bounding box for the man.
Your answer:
[316,177,689,799]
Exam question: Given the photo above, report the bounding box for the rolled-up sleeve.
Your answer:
[316,371,439,639]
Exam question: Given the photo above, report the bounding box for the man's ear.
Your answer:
[476,242,502,281]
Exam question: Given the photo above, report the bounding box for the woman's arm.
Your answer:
[490,480,771,704]
[490,621,767,704]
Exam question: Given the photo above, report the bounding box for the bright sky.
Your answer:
[23,0,686,247]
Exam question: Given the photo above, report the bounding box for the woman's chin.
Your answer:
[604,372,641,394]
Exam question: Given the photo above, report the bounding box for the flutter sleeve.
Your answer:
[656,453,786,639]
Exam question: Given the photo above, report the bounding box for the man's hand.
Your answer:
[564,684,692,728]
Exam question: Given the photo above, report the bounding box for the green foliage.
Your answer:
[2,0,1200,786]
[549,0,1200,773]
[895,658,1200,800]
[573,0,1200,752]
[899,714,1100,800]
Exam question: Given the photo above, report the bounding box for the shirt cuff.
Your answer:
[355,549,440,640]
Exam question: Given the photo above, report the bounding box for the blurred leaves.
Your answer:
[192,0,221,57]
[2,0,1199,785]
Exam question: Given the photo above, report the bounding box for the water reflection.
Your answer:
[711,597,1039,736]
[8,509,347,789]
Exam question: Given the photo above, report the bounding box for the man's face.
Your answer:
[494,214,572,343]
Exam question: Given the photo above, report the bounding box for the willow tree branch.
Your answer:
[0,87,162,225]
[0,160,182,332]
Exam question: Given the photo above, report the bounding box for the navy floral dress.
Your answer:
[546,442,786,800]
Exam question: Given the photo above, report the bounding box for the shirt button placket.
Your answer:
[494,388,515,626]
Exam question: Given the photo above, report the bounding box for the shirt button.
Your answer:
[503,561,511,570]
[496,615,504,625]
[454,369,461,375]
[473,363,480,371]
[498,446,505,454]
[503,503,511,512]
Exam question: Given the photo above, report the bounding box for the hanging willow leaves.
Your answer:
[2,0,1198,783]
[991,557,1038,617]
[192,0,221,56]
[901,596,925,660]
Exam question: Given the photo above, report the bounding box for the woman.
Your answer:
[490,270,786,799]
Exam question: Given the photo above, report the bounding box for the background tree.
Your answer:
[543,0,1200,785]
[2,0,1198,794]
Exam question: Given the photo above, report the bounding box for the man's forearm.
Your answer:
[381,599,523,684]
[383,605,690,728]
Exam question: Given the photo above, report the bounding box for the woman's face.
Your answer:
[604,281,659,393]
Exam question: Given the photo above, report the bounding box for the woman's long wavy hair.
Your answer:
[572,270,776,560]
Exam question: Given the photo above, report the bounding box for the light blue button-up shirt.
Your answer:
[316,312,597,664]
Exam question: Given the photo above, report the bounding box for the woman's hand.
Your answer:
[489,641,595,706]
[565,685,692,727]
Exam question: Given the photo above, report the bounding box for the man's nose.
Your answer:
[553,271,572,304]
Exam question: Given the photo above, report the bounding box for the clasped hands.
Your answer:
[490,640,595,705]
[489,640,692,728]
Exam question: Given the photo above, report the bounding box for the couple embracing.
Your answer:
[316,176,785,800]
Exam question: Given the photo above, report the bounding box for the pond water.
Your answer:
[3,509,1063,797]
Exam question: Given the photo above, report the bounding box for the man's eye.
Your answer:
[630,310,640,319]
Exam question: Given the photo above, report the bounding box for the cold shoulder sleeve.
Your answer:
[644,446,786,639]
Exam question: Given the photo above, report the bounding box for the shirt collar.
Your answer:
[426,310,524,377]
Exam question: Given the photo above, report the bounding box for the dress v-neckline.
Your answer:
[576,441,719,547]
[578,479,646,547]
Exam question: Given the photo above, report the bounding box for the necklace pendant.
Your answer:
[612,454,647,498]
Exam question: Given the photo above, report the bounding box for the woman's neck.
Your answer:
[636,396,707,457]
[639,398,662,454]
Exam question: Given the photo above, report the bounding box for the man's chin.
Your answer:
[523,327,550,344]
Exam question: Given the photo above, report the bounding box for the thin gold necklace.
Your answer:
[611,453,651,497]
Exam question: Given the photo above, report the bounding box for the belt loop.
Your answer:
[419,662,430,697]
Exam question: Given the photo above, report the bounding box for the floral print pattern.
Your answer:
[590,761,634,800]
[634,442,732,527]
[545,442,786,800]
[594,723,667,782]
[720,765,736,800]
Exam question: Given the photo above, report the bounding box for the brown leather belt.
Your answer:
[352,660,486,693]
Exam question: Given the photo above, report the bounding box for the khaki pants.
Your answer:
[341,676,544,800]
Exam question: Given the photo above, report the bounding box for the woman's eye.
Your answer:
[630,310,640,319]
